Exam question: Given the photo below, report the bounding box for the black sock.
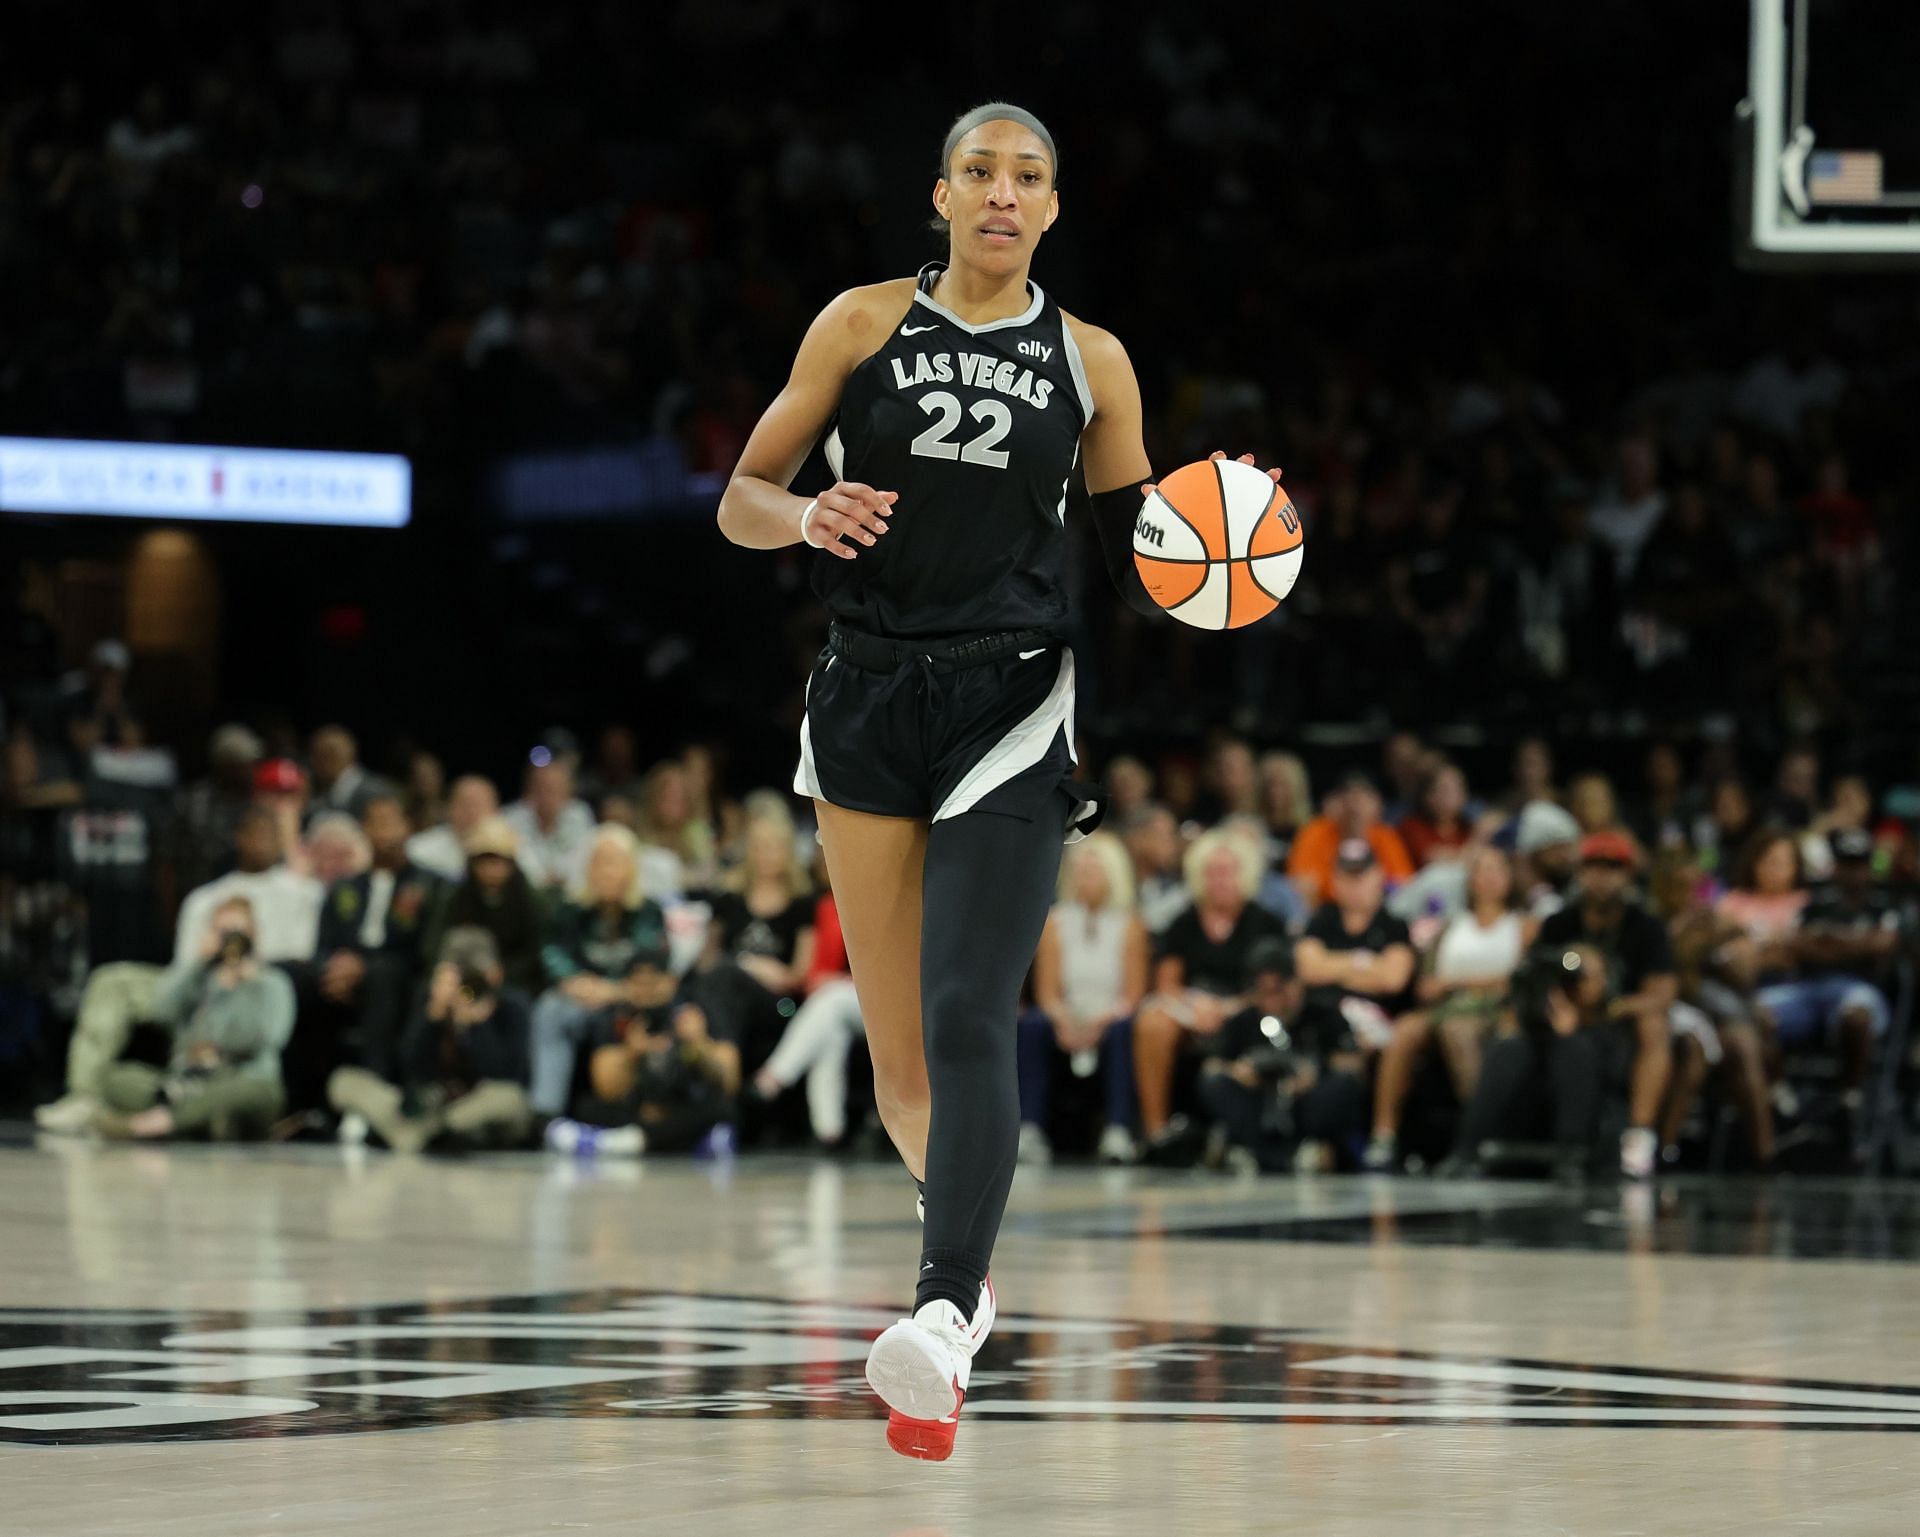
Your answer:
[914,1246,985,1322]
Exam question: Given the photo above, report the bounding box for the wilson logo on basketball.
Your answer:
[1131,459,1305,631]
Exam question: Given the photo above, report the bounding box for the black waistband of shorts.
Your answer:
[827,621,1058,672]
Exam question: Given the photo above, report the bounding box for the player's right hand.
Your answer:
[802,481,896,559]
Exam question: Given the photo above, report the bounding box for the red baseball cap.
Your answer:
[253,758,307,796]
[1579,830,1639,867]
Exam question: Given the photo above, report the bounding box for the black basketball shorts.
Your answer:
[793,622,1103,841]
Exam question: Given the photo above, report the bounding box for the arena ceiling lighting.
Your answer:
[0,436,411,528]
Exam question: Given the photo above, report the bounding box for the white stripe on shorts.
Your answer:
[793,669,825,801]
[932,650,1076,825]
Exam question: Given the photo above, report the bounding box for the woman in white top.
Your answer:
[1019,831,1149,1165]
[1365,845,1525,1168]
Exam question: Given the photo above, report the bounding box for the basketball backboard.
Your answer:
[1739,0,1920,268]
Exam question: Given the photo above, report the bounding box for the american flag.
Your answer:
[1807,150,1883,205]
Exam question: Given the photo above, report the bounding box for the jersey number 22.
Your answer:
[909,391,1011,469]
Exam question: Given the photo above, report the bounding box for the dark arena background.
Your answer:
[4,3,1920,1532]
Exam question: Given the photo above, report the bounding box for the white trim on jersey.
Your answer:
[1059,319,1096,426]
[823,423,845,481]
[932,650,1076,824]
[912,260,1044,335]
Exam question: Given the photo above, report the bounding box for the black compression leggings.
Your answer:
[914,791,1073,1321]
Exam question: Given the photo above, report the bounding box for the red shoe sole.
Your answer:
[886,1408,958,1461]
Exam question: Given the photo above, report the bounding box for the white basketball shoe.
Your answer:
[867,1297,977,1461]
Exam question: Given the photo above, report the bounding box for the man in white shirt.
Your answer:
[504,758,596,892]
[406,774,501,880]
[171,806,326,967]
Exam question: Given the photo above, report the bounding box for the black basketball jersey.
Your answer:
[810,259,1094,639]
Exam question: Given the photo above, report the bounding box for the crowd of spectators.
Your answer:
[5,3,1919,762]
[3,6,1920,1176]
[5,707,1915,1181]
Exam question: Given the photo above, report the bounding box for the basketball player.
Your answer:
[717,102,1281,1460]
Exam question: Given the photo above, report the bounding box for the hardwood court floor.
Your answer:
[4,1134,1920,1535]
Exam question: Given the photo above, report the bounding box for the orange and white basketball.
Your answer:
[1131,458,1305,629]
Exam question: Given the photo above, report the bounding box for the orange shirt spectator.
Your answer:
[1287,774,1415,905]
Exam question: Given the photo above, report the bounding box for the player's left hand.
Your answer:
[1139,450,1283,500]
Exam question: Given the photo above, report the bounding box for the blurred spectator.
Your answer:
[1193,736,1259,823]
[1766,745,1822,831]
[1624,482,1741,708]
[1589,431,1667,584]
[1367,846,1524,1169]
[304,809,372,887]
[1445,940,1615,1178]
[1651,852,1774,1171]
[171,723,264,892]
[171,805,322,965]
[402,750,447,835]
[286,793,441,1102]
[635,759,717,895]
[1398,758,1473,869]
[681,743,744,865]
[1387,472,1489,715]
[421,813,545,994]
[1257,750,1312,866]
[91,896,294,1142]
[1293,839,1417,1076]
[327,926,532,1153]
[308,725,386,820]
[1628,742,1695,856]
[1106,754,1155,825]
[1122,803,1191,936]
[564,981,740,1159]
[406,773,501,880]
[1512,488,1620,694]
[578,726,646,812]
[1287,773,1415,907]
[1134,828,1285,1158]
[527,823,672,1119]
[1379,732,1428,824]
[749,854,859,1147]
[1019,833,1149,1166]
[1501,739,1560,817]
[1693,777,1759,879]
[1715,829,1809,975]
[1567,772,1627,841]
[1534,832,1680,1178]
[56,640,141,750]
[1756,829,1901,1110]
[1219,813,1309,929]
[1195,938,1367,1174]
[504,757,595,893]
[685,803,814,1069]
[1801,773,1874,884]
[33,805,321,1135]
[1512,800,1582,919]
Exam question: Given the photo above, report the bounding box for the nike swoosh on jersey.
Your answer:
[1018,648,1046,659]
[901,323,940,335]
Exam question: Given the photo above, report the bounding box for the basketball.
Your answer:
[1131,458,1305,629]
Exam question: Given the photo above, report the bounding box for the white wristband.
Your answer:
[798,497,824,547]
